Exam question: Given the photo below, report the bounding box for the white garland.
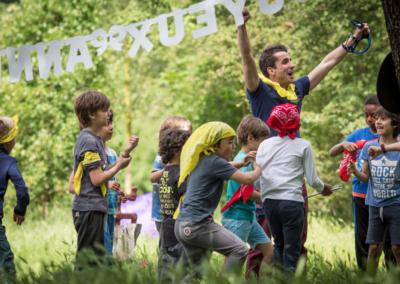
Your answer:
[0,0,307,83]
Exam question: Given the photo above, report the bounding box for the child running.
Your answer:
[72,91,135,264]
[158,129,191,282]
[256,104,332,274]
[149,116,192,281]
[329,94,395,270]
[174,121,262,281]
[0,116,30,278]
[347,106,400,271]
[221,116,273,281]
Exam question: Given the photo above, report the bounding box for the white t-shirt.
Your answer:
[256,136,324,203]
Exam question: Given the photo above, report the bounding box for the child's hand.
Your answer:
[342,142,359,154]
[321,184,333,196]
[13,213,25,225]
[109,181,120,191]
[118,189,127,197]
[243,151,257,167]
[347,161,357,174]
[123,135,139,157]
[117,153,132,169]
[368,146,383,160]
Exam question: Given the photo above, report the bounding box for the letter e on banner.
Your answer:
[6,45,34,83]
[37,40,63,79]
[65,36,94,72]
[189,0,218,39]
[221,0,246,26]
[257,0,284,15]
[158,9,185,47]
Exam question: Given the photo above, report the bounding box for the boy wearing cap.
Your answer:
[0,116,30,277]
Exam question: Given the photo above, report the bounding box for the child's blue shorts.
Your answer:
[221,215,271,249]
[366,203,400,245]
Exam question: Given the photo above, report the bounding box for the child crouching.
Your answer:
[158,129,191,282]
[256,104,332,274]
[174,121,262,281]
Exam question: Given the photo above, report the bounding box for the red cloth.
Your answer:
[266,103,301,140]
[339,138,378,182]
[221,184,255,214]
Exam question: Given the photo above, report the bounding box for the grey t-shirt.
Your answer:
[177,154,237,222]
[72,130,108,213]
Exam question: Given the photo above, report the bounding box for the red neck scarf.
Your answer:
[267,104,301,140]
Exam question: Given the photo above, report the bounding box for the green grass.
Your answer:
[1,203,398,283]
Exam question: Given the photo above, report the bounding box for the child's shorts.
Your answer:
[221,216,271,249]
[366,203,400,245]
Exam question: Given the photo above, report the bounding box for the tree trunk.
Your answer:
[381,0,400,87]
[41,194,49,219]
[124,58,132,194]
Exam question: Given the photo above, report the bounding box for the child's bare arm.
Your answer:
[68,170,75,194]
[89,153,131,186]
[329,142,359,157]
[122,135,139,158]
[348,160,369,184]
[230,151,256,169]
[150,170,164,183]
[247,190,261,203]
[368,143,400,160]
[230,161,262,185]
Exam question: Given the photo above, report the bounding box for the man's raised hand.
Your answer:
[242,7,250,24]
[354,23,370,41]
[123,135,139,157]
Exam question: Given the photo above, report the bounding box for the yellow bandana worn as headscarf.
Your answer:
[0,116,18,144]
[74,152,107,197]
[178,121,236,187]
[259,73,297,101]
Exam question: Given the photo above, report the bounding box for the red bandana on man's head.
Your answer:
[267,104,301,140]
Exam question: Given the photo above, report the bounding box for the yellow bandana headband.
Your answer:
[178,121,236,187]
[259,73,297,101]
[74,152,107,197]
[0,116,18,144]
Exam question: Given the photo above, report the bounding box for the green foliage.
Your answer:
[0,0,391,221]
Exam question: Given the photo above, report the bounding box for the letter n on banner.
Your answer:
[36,40,63,79]
[6,45,34,83]
[65,36,94,72]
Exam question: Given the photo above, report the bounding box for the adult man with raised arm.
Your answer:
[238,7,370,277]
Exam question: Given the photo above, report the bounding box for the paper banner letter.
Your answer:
[257,0,284,15]
[221,0,246,26]
[91,29,109,56]
[188,0,218,39]
[6,45,34,83]
[158,9,185,47]
[65,36,94,72]
[36,40,63,79]
[108,25,126,51]
[126,20,154,58]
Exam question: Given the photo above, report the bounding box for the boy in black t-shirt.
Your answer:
[158,129,191,283]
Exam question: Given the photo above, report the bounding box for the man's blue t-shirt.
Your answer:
[222,151,256,221]
[344,127,380,197]
[246,76,310,138]
[361,140,400,207]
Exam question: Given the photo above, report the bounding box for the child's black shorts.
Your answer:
[366,203,400,245]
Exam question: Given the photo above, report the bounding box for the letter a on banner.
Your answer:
[221,0,247,26]
[126,20,154,58]
[158,9,185,47]
[189,0,218,39]
[6,45,34,83]
[257,0,284,15]
[37,40,63,79]
[65,36,94,72]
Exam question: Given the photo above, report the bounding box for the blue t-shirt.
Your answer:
[222,151,256,221]
[247,76,310,138]
[106,147,119,215]
[344,127,380,197]
[361,140,400,207]
[151,154,165,222]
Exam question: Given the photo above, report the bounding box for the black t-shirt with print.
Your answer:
[159,165,187,248]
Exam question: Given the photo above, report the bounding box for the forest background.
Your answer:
[0,0,390,223]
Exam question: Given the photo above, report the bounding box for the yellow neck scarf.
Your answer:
[0,116,18,144]
[259,73,297,101]
[178,121,236,187]
[74,152,107,197]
